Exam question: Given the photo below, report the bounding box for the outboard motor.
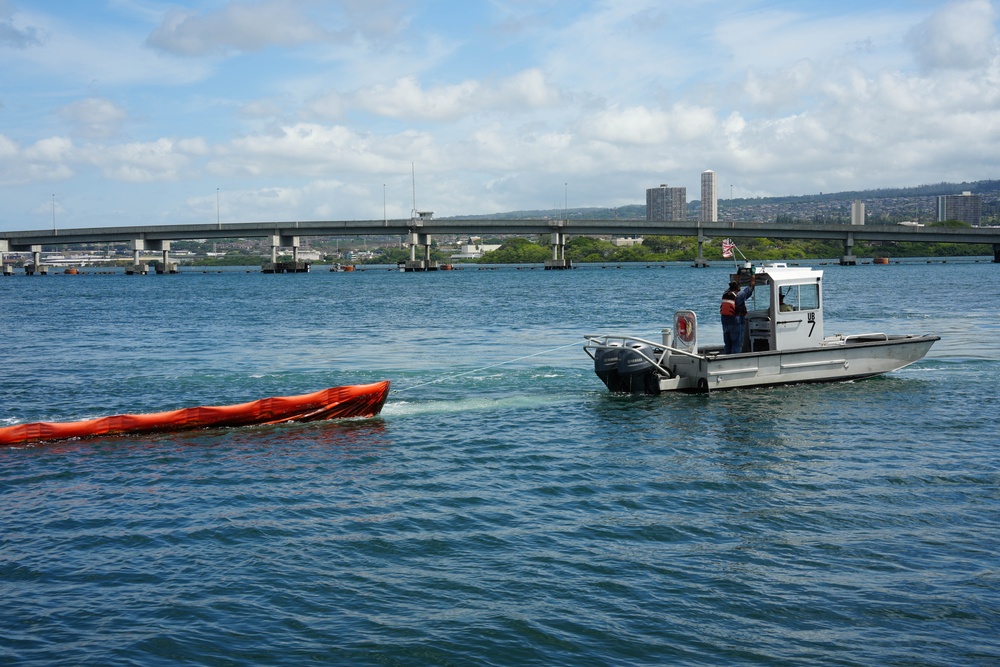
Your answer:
[617,343,662,395]
[593,344,625,392]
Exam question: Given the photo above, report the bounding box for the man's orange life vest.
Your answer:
[720,289,747,317]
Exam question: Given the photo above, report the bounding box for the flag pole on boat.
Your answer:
[722,238,748,271]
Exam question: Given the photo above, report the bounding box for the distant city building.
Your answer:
[851,200,865,226]
[451,237,502,260]
[613,237,644,247]
[297,249,323,261]
[700,171,717,223]
[646,184,687,221]
[937,192,981,226]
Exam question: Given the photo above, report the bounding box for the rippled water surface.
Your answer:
[2,260,998,666]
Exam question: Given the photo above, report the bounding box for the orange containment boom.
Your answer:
[0,380,390,447]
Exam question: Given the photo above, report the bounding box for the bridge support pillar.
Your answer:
[840,233,857,266]
[0,240,10,276]
[25,246,46,275]
[269,236,280,265]
[545,229,572,270]
[404,232,437,271]
[692,231,709,267]
[288,236,300,264]
[993,244,1000,263]
[150,240,177,274]
[128,239,148,275]
[263,235,309,273]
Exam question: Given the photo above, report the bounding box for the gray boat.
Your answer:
[584,263,939,394]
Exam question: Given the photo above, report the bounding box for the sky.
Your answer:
[1,0,999,232]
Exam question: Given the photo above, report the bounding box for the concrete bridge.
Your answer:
[2,218,998,273]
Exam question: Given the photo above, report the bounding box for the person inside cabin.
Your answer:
[779,291,794,312]
[720,274,755,355]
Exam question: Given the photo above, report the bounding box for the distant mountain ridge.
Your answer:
[451,179,1000,222]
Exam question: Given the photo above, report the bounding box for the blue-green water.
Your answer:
[1,261,998,666]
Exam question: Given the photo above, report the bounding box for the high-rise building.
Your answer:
[646,184,687,221]
[700,171,717,223]
[937,192,981,226]
[851,200,865,226]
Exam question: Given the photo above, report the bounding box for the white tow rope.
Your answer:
[392,339,586,394]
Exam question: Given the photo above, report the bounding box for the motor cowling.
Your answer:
[617,343,662,394]
[593,344,624,392]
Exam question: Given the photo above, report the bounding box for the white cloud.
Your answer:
[213,123,431,178]
[57,98,128,139]
[578,104,718,145]
[23,136,73,162]
[741,60,818,112]
[907,0,999,71]
[2,8,211,87]
[177,137,211,155]
[354,77,477,121]
[145,0,409,57]
[86,139,194,182]
[0,133,18,159]
[147,3,326,56]
[349,69,560,121]
[0,136,75,185]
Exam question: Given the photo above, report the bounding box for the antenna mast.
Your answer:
[411,162,417,219]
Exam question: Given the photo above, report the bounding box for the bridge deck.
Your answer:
[2,219,999,250]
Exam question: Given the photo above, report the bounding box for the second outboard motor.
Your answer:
[617,343,661,395]
[593,344,624,392]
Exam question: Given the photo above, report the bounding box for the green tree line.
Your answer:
[473,222,992,264]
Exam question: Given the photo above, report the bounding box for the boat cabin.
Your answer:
[737,263,824,353]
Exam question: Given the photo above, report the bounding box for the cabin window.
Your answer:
[780,283,820,311]
[747,285,771,313]
[799,283,819,310]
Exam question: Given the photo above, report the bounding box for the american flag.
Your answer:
[722,239,735,258]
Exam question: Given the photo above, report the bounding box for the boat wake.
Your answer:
[383,392,579,417]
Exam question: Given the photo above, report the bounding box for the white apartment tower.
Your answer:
[851,200,865,225]
[700,170,717,223]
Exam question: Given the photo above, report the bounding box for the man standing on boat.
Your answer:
[721,274,756,354]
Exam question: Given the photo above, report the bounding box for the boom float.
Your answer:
[0,381,390,446]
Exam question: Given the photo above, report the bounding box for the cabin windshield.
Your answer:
[779,283,820,311]
[745,280,771,312]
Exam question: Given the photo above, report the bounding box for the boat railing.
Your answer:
[840,333,890,344]
[583,334,706,364]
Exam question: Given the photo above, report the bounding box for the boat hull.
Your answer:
[669,335,939,392]
[0,381,390,446]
